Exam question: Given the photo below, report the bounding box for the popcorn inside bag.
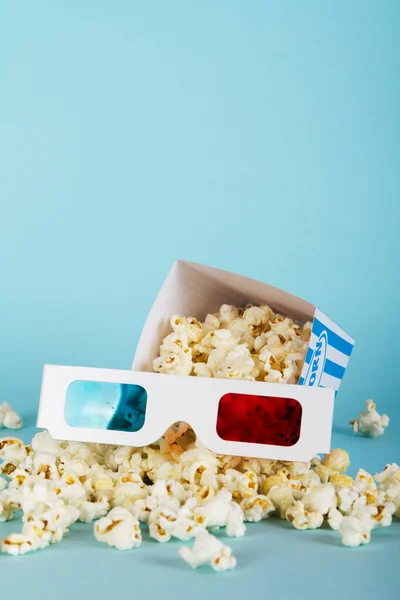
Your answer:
[153,303,311,383]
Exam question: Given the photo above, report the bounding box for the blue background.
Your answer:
[0,1,399,597]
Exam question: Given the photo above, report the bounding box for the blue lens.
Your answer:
[65,380,147,432]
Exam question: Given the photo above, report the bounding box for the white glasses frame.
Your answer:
[37,364,334,462]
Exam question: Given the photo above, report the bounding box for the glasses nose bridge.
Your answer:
[148,381,209,431]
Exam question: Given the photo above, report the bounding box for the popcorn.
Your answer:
[321,449,350,474]
[374,463,400,491]
[349,400,389,438]
[267,485,294,518]
[112,480,147,510]
[1,533,35,556]
[170,516,202,541]
[243,306,269,328]
[0,491,14,522]
[329,474,353,489]
[327,507,343,531]
[21,520,52,550]
[0,402,23,430]
[179,530,236,571]
[302,483,337,515]
[213,345,255,380]
[193,496,246,537]
[371,500,395,527]
[285,472,320,501]
[76,499,110,523]
[204,313,221,332]
[374,464,400,518]
[0,437,28,472]
[339,508,375,547]
[31,431,65,456]
[313,464,330,484]
[354,468,376,493]
[391,492,400,519]
[219,304,239,324]
[337,486,360,514]
[180,442,220,484]
[170,315,204,343]
[94,507,142,550]
[235,470,259,499]
[0,423,398,560]
[241,495,274,522]
[286,501,323,530]
[261,473,288,495]
[193,363,213,378]
[153,349,193,376]
[148,506,178,543]
[0,305,396,562]
[33,452,60,480]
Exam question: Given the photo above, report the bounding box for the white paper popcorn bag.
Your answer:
[132,260,354,388]
[37,260,354,462]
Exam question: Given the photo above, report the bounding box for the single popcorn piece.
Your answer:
[327,507,344,531]
[371,500,396,527]
[235,470,259,499]
[286,500,323,530]
[240,495,274,522]
[94,506,142,550]
[193,496,246,537]
[169,516,203,541]
[212,345,255,380]
[153,348,193,376]
[179,530,236,571]
[148,505,179,543]
[77,499,110,523]
[286,471,321,499]
[374,464,400,518]
[0,491,14,522]
[313,464,330,484]
[329,474,354,489]
[169,315,204,344]
[261,473,288,495]
[219,304,239,324]
[354,468,376,493]
[322,449,350,474]
[302,483,337,515]
[349,400,389,438]
[339,508,375,547]
[267,485,294,518]
[337,486,360,514]
[21,520,52,550]
[0,402,23,430]
[374,463,400,491]
[1,533,35,556]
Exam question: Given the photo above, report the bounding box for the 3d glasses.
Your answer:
[37,365,334,461]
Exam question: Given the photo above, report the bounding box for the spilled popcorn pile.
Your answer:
[0,304,397,569]
[1,432,399,565]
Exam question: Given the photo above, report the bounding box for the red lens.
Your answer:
[216,393,302,447]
